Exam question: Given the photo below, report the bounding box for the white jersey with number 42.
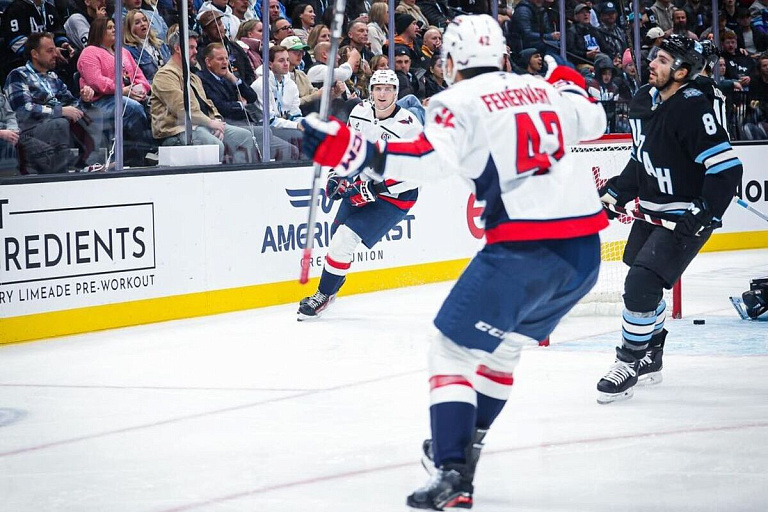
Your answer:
[380,71,609,243]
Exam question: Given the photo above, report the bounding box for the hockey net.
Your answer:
[567,135,681,318]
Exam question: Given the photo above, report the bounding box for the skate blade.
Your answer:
[296,311,322,322]
[420,453,437,476]
[637,371,663,386]
[597,387,634,404]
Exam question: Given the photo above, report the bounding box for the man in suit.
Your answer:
[197,42,299,161]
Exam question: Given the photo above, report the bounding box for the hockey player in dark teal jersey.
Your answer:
[596,35,743,404]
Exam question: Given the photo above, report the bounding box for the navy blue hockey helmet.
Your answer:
[699,39,720,73]
[658,34,706,80]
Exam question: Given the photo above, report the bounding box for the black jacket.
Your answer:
[196,69,261,122]
[197,37,256,86]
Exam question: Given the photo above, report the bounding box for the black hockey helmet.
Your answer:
[658,34,706,81]
[699,39,720,74]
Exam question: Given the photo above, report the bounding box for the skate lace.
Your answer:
[639,351,653,368]
[306,291,329,309]
[417,468,445,493]
[602,361,636,385]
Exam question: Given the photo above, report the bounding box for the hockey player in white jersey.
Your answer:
[297,69,422,320]
[300,14,607,509]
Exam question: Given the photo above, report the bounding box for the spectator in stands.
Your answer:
[78,17,154,164]
[722,29,755,87]
[664,8,699,40]
[516,48,544,76]
[197,10,256,84]
[272,17,295,45]
[307,40,355,85]
[123,0,170,42]
[393,45,424,100]
[197,42,299,160]
[420,27,442,66]
[197,0,241,39]
[347,20,374,63]
[283,35,323,115]
[417,0,450,29]
[0,92,20,172]
[598,2,630,59]
[307,24,331,59]
[509,0,561,55]
[722,0,740,33]
[423,54,446,99]
[736,7,764,55]
[567,3,609,68]
[370,54,389,72]
[651,0,675,32]
[151,30,257,163]
[367,2,388,55]
[229,0,255,23]
[700,10,727,41]
[292,3,316,43]
[394,14,426,69]
[339,45,369,99]
[65,0,107,51]
[587,53,621,132]
[395,0,429,29]
[682,0,710,36]
[235,20,264,71]
[1,0,74,81]
[616,48,640,100]
[5,32,103,173]
[744,52,768,138]
[255,0,286,25]
[124,9,171,82]
[251,45,303,129]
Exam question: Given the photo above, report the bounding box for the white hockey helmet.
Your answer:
[369,69,399,96]
[441,14,505,86]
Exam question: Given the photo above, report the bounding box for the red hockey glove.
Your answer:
[544,56,590,98]
[301,114,374,178]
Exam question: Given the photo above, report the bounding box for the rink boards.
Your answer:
[1,142,767,343]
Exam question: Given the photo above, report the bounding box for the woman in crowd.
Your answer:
[423,54,446,99]
[291,3,316,44]
[78,17,154,165]
[124,9,170,82]
[370,54,389,72]
[236,19,264,71]
[339,45,370,99]
[367,2,388,55]
[307,23,331,61]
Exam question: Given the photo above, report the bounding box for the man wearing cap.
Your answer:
[395,0,429,29]
[394,45,425,100]
[197,42,299,160]
[197,0,241,40]
[282,35,325,114]
[598,2,629,58]
[516,48,544,76]
[394,14,426,69]
[197,10,256,85]
[567,3,609,65]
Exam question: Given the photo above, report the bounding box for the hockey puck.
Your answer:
[693,319,705,325]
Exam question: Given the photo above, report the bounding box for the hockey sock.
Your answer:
[621,308,656,353]
[473,364,515,429]
[317,256,350,296]
[653,299,667,337]
[429,375,477,467]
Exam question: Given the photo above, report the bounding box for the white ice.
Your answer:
[1,249,768,512]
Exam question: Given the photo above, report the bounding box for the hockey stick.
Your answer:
[603,202,677,230]
[732,197,768,223]
[299,0,346,284]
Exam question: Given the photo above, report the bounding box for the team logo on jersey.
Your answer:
[682,88,702,98]
[398,118,414,125]
[434,108,456,129]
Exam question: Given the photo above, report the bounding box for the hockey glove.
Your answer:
[346,179,378,207]
[545,57,590,98]
[674,198,714,239]
[301,114,378,178]
[598,177,634,219]
[325,172,351,201]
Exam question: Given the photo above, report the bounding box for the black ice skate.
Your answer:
[407,463,474,510]
[297,291,336,321]
[421,428,487,481]
[597,347,640,404]
[637,330,666,386]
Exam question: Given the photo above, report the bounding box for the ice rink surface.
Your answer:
[2,249,767,512]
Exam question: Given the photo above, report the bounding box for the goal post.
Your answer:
[567,134,682,319]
